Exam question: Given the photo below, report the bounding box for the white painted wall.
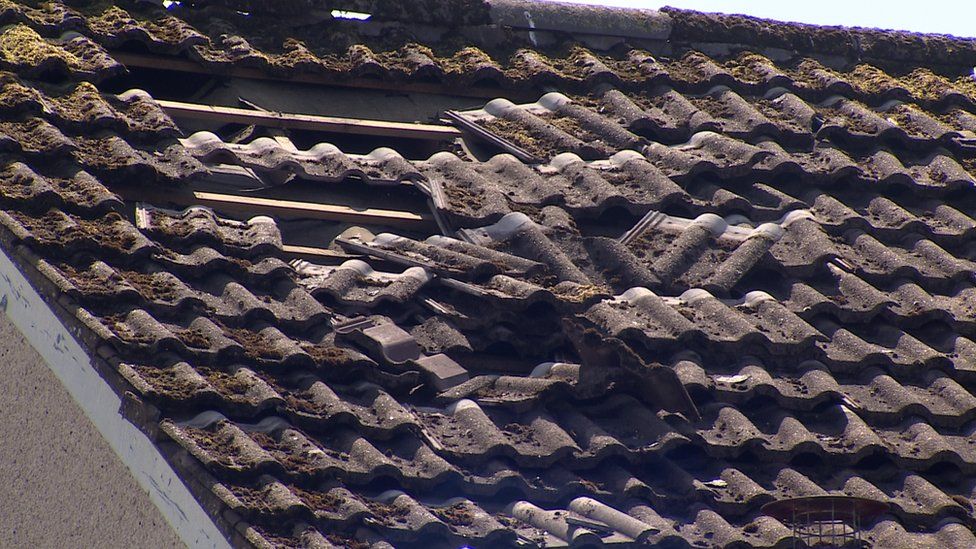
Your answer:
[0,246,230,549]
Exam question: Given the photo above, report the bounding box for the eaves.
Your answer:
[0,236,237,548]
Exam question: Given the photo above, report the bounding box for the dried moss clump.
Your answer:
[552,282,608,303]
[85,5,138,36]
[666,51,719,83]
[479,116,548,160]
[441,46,496,75]
[0,24,79,70]
[884,105,927,137]
[301,343,353,366]
[902,68,954,102]
[223,326,283,360]
[0,71,42,111]
[289,484,343,513]
[726,51,776,84]
[121,270,178,301]
[131,364,203,400]
[789,58,842,90]
[51,81,116,124]
[848,63,901,96]
[432,503,476,527]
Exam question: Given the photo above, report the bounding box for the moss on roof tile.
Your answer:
[0,24,76,69]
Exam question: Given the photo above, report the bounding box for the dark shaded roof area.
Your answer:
[4,1,976,548]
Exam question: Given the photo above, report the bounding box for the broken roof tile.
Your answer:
[4,4,976,547]
[182,131,423,185]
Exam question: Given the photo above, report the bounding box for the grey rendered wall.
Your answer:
[0,313,185,549]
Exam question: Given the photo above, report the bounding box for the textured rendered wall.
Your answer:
[0,313,184,549]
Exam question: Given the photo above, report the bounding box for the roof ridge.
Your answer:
[117,1,976,71]
[661,7,976,70]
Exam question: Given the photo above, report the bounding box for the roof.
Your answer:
[3,0,976,547]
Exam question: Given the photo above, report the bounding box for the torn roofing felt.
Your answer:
[3,0,976,547]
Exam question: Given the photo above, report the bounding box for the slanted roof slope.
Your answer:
[1,1,976,547]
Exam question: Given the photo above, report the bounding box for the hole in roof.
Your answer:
[460,132,511,162]
[99,64,219,100]
[102,53,474,164]
[93,29,569,263]
[598,205,640,229]
[331,9,372,20]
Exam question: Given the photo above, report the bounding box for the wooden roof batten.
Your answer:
[158,99,462,141]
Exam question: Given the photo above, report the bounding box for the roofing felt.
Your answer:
[4,1,976,548]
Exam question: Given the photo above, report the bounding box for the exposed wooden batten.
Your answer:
[281,244,359,262]
[190,191,432,227]
[112,51,523,101]
[157,99,462,141]
[117,183,432,229]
